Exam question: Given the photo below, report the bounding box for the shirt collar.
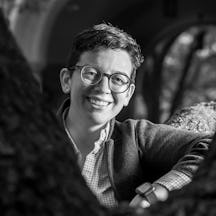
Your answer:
[62,105,110,155]
[62,107,80,155]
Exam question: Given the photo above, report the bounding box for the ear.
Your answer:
[123,84,135,107]
[60,68,71,94]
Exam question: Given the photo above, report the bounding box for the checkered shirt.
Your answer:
[63,109,118,208]
[154,170,192,191]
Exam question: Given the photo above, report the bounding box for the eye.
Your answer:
[111,74,129,86]
[82,66,99,81]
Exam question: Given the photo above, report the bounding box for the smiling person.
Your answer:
[57,23,212,209]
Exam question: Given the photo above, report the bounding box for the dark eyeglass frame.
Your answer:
[68,65,134,93]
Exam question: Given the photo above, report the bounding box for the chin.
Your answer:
[91,118,108,126]
[88,114,110,126]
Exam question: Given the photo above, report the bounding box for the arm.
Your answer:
[130,120,212,207]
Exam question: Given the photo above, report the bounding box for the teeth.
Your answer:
[89,98,109,106]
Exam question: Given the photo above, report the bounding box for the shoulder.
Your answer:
[113,118,172,137]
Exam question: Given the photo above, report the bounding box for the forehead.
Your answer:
[77,48,133,75]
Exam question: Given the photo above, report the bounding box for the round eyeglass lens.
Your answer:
[81,66,101,85]
[110,74,130,92]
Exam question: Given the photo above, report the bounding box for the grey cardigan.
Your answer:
[57,99,212,202]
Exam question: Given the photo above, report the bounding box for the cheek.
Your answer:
[70,78,88,93]
[112,94,127,107]
[69,82,84,101]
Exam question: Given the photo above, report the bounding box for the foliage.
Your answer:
[166,101,216,133]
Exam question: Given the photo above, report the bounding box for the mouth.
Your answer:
[86,96,112,109]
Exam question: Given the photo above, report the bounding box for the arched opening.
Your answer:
[135,19,216,123]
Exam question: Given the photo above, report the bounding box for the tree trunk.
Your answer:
[0,8,107,216]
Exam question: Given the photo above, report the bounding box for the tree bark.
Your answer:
[0,8,107,216]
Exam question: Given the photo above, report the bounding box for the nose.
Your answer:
[94,75,111,93]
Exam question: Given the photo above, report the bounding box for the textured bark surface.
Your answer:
[1,7,216,216]
[166,101,216,133]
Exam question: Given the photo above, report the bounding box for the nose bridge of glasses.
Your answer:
[102,72,112,80]
[95,72,112,91]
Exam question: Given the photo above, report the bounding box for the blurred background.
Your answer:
[2,0,216,123]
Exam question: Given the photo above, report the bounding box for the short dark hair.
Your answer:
[66,23,144,81]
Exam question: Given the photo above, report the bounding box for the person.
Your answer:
[57,23,212,209]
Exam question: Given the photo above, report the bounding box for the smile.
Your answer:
[87,97,112,107]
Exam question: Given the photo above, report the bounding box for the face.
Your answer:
[60,48,135,127]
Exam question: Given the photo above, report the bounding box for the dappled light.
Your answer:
[161,25,216,122]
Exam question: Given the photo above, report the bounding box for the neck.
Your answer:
[65,111,108,157]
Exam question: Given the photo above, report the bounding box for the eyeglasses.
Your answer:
[68,65,134,93]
